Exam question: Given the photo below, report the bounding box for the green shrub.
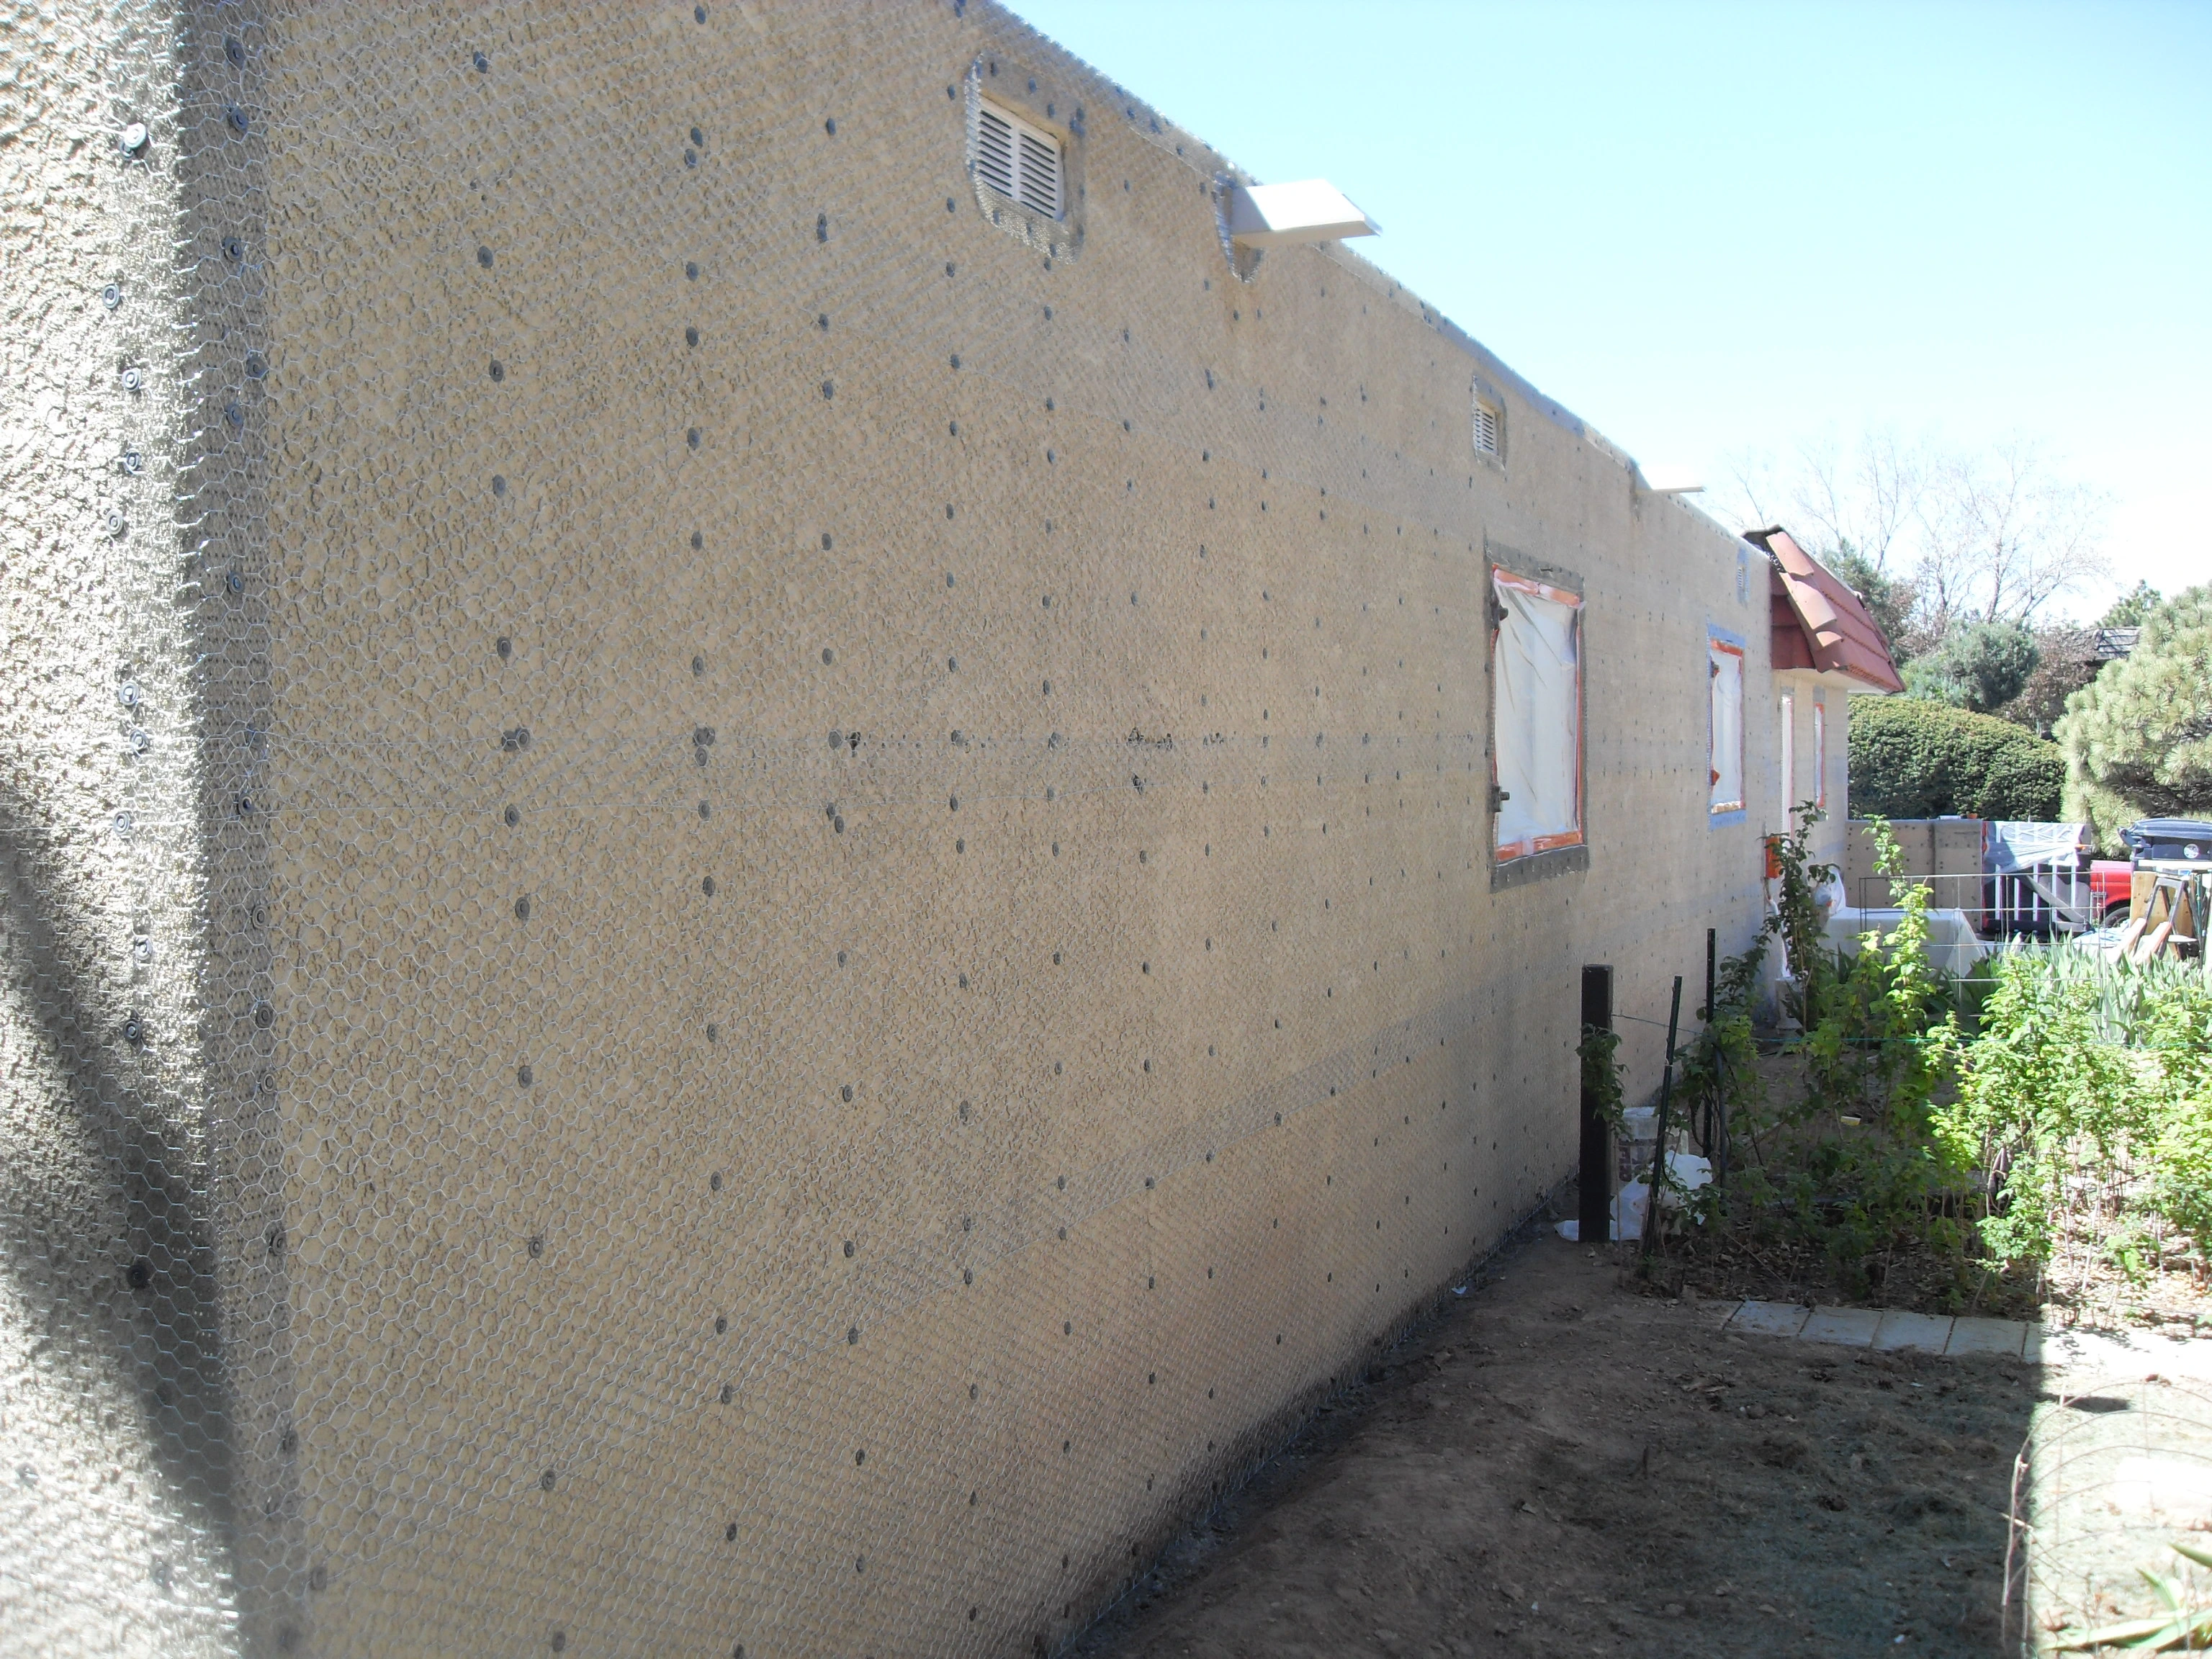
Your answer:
[1937,952,2144,1267]
[1680,816,2212,1300]
[1706,813,1969,1292]
[1848,695,2064,820]
[2146,973,2212,1249]
[1937,948,2212,1272]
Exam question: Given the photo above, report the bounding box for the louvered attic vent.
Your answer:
[975,100,1064,220]
[1473,396,1501,458]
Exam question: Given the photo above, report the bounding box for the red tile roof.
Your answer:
[1745,526,1905,693]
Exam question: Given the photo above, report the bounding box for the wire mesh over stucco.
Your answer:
[1,3,1769,1654]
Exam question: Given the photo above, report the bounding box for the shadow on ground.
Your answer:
[1078,1226,2041,1658]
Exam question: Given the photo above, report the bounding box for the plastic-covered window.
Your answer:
[1709,635,1745,815]
[1779,690,1796,824]
[1492,570,1583,860]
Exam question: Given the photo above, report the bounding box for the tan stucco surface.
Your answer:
[5,3,1776,1653]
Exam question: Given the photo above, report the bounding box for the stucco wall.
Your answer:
[5,3,1774,1654]
[2,1,273,1651]
[1771,667,1861,875]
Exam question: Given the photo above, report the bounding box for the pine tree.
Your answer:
[1902,620,2039,713]
[2059,586,2212,847]
[2100,580,2163,629]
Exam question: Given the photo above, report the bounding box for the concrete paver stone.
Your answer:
[1717,1297,2212,1376]
[1727,1300,1811,1339]
[1799,1306,1881,1346]
[1943,1317,2027,1358]
[1872,1310,1955,1353]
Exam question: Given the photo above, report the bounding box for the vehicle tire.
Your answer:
[2102,901,2133,928]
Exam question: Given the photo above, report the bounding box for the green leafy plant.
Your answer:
[1709,814,1972,1294]
[1667,814,2210,1312]
[1578,1020,1627,1140]
[1802,818,1961,1122]
[1677,924,1767,1180]
[1938,947,2212,1286]
[2148,972,2212,1260]
[1767,801,1839,1030]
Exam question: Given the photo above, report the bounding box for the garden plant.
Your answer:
[1641,808,2212,1323]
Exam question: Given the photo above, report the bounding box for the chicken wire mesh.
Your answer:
[2007,1375,2212,1655]
[3,2,1763,1654]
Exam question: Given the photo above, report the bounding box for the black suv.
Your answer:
[2123,819,2212,863]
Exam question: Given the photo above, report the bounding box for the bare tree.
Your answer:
[1785,428,1925,575]
[1714,447,1787,540]
[1914,438,2110,634]
[1711,430,2109,651]
[1714,428,1925,572]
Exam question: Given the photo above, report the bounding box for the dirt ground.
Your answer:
[1079,1224,2040,1659]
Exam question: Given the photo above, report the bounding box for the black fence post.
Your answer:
[1641,975,1686,1258]
[1704,926,1730,1187]
[1698,926,1718,1171]
[1703,927,1717,1024]
[1578,965,1614,1244]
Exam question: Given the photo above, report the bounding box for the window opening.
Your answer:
[1709,633,1745,817]
[976,99,1063,220]
[1812,701,1827,810]
[1491,570,1583,861]
[1779,691,1796,825]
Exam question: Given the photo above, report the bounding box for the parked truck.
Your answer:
[2091,818,2212,925]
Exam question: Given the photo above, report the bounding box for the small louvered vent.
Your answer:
[975,106,1017,199]
[974,99,1064,222]
[1473,397,1501,457]
[1017,127,1061,217]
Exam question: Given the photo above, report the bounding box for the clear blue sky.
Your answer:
[1012,0,2211,611]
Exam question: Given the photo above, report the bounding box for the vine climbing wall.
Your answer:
[1,2,1773,1654]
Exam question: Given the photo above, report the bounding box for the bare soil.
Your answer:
[1080,1223,2038,1659]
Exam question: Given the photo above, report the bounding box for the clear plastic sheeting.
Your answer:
[1491,571,1582,860]
[1824,907,1994,977]
[1984,822,2090,873]
[1708,634,1745,815]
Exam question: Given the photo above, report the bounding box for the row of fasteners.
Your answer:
[115,108,250,158]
